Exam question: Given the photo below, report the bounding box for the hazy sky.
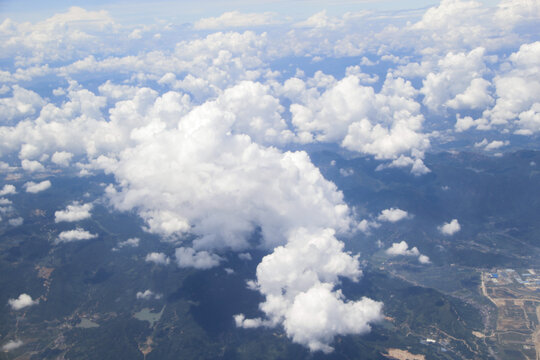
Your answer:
[0,0,470,23]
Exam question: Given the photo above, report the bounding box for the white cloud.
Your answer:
[377,208,409,223]
[136,289,162,300]
[235,228,383,353]
[420,48,491,112]
[2,339,23,352]
[175,247,222,270]
[439,219,461,235]
[357,219,380,233]
[113,237,140,250]
[51,151,74,167]
[24,180,51,193]
[8,217,23,226]
[0,184,16,196]
[55,202,93,223]
[145,252,170,265]
[386,241,430,264]
[286,74,430,173]
[194,11,280,30]
[8,293,38,310]
[21,159,45,172]
[0,86,46,121]
[386,241,420,257]
[56,228,97,243]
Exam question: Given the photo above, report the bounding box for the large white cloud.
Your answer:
[235,228,383,353]
[286,74,430,173]
[482,42,540,134]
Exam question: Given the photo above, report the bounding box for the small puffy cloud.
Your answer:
[145,252,170,265]
[357,219,380,233]
[136,289,162,300]
[21,159,45,172]
[485,140,509,151]
[474,138,509,151]
[51,151,73,166]
[386,241,420,256]
[24,180,51,193]
[339,168,354,177]
[194,11,279,30]
[113,237,140,251]
[175,247,222,270]
[56,228,97,243]
[418,254,431,264]
[55,202,93,223]
[386,241,430,264]
[2,339,23,352]
[8,217,23,226]
[439,219,461,235]
[8,293,38,310]
[377,208,410,223]
[0,184,16,196]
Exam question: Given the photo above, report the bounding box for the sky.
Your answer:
[0,0,539,354]
[0,0,448,22]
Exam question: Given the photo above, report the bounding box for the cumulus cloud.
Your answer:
[56,228,97,243]
[357,219,380,233]
[145,252,170,265]
[439,219,461,235]
[386,241,430,264]
[2,339,23,352]
[136,289,162,300]
[420,47,492,112]
[175,247,222,270]
[8,293,38,310]
[1,1,536,353]
[286,74,430,174]
[0,184,16,196]
[377,208,410,222]
[113,237,140,251]
[481,42,540,134]
[24,180,51,193]
[386,241,420,256]
[8,217,23,226]
[235,228,383,353]
[55,202,93,223]
[51,151,73,166]
[21,159,45,172]
[0,86,46,121]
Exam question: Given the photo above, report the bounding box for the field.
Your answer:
[481,269,540,359]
